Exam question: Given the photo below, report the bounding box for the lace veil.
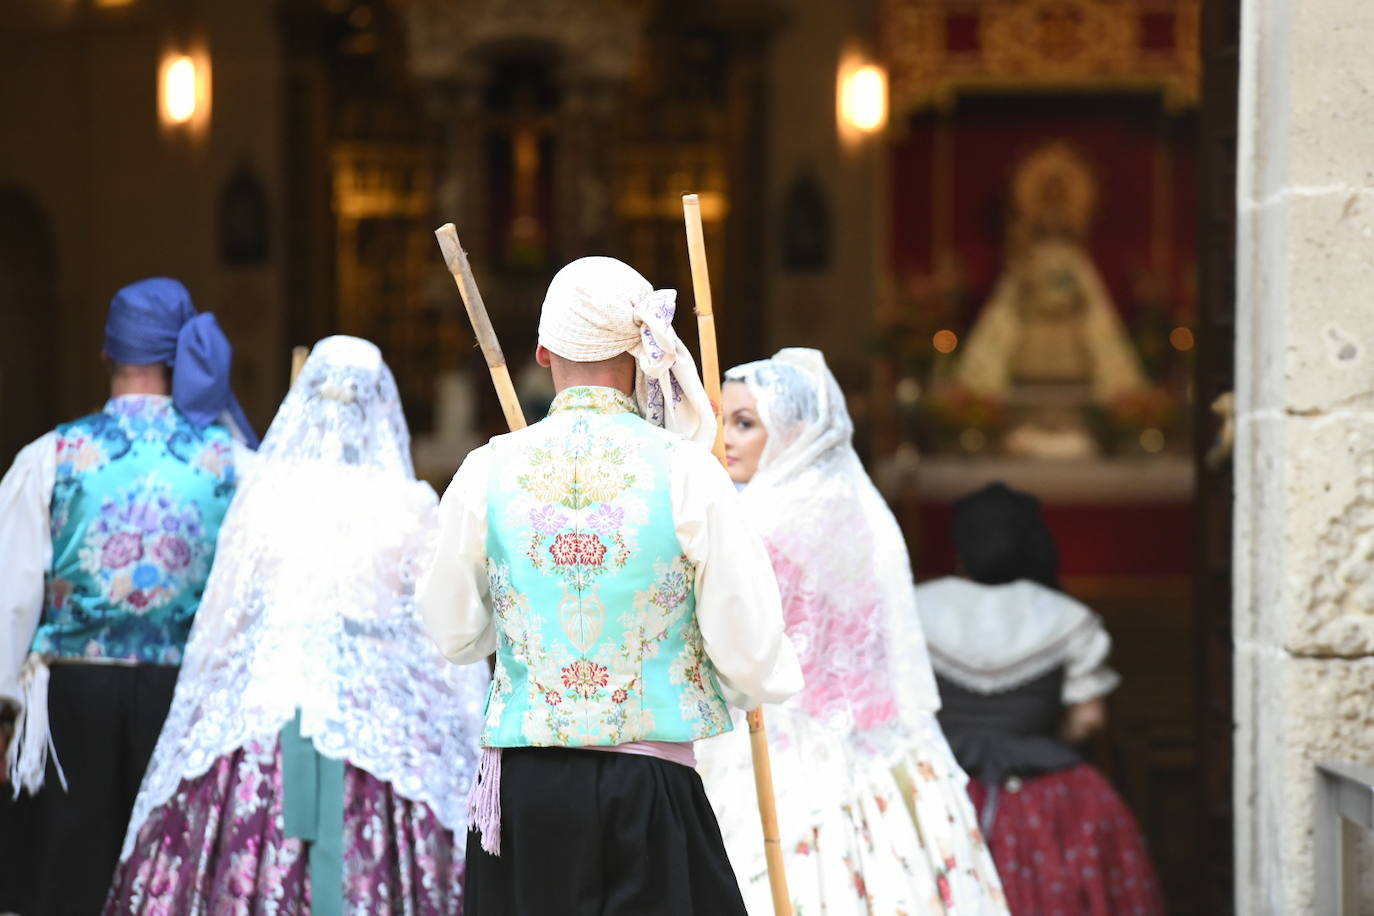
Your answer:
[121,336,488,859]
[726,348,940,750]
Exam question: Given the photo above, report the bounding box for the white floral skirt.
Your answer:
[697,712,1008,916]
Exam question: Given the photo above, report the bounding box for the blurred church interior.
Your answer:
[0,1,1238,911]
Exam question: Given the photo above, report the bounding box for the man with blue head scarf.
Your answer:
[0,277,256,914]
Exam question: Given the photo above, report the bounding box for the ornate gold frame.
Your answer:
[882,0,1201,115]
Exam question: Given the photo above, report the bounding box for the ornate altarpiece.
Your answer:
[283,0,776,452]
[878,0,1202,465]
[884,0,1199,112]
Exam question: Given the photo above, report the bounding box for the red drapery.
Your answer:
[890,94,1198,328]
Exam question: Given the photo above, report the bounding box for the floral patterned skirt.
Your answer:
[105,735,464,915]
[699,715,1009,916]
[967,763,1164,916]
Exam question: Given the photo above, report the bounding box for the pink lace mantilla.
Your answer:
[726,349,941,750]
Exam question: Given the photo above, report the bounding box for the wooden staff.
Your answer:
[683,196,727,461]
[289,345,310,387]
[683,192,793,916]
[434,223,527,431]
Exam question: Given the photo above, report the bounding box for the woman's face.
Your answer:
[723,381,768,484]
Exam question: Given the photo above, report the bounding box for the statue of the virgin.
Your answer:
[957,143,1146,405]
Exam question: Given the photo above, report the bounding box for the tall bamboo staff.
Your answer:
[433,224,527,431]
[683,192,793,916]
[289,345,310,387]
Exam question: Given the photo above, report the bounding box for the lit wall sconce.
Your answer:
[838,59,887,138]
[159,48,211,135]
[162,56,196,122]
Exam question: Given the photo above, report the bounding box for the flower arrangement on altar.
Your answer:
[1085,385,1185,456]
[878,260,970,380]
[879,245,1196,458]
[918,383,1009,453]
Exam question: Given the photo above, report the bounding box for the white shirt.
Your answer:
[0,434,56,707]
[418,438,804,711]
[915,576,1121,704]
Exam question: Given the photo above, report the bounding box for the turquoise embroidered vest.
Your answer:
[482,386,732,747]
[34,396,238,664]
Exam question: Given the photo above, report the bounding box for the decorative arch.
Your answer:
[0,187,59,461]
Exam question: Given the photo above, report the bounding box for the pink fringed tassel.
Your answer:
[466,747,503,856]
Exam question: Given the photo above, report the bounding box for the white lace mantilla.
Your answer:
[122,337,488,860]
[915,576,1120,702]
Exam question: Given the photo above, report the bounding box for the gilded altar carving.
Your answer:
[882,0,1200,113]
[398,0,645,84]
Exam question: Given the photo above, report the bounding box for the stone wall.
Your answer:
[1234,0,1374,910]
[0,0,287,436]
[763,0,883,395]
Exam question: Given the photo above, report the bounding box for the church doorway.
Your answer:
[877,2,1239,911]
[0,189,59,464]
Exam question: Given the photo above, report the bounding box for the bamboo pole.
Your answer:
[683,196,727,462]
[289,346,310,387]
[683,192,793,916]
[433,223,527,431]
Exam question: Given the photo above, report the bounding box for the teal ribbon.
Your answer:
[280,711,345,916]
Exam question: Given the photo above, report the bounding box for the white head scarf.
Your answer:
[538,256,715,446]
[120,336,488,860]
[726,348,941,744]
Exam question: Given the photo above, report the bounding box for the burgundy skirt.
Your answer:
[968,763,1164,916]
[105,736,464,914]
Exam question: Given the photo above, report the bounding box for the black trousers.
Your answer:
[465,747,748,916]
[0,663,178,916]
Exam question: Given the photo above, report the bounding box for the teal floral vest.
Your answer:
[482,386,732,747]
[35,396,238,665]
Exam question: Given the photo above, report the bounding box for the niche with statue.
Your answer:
[888,138,1192,463]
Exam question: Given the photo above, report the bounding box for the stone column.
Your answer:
[1234,0,1374,911]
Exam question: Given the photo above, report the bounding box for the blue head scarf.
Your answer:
[104,277,260,448]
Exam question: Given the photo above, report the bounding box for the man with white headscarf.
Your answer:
[0,277,256,914]
[419,256,802,915]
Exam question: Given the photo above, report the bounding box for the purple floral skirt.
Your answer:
[105,736,464,914]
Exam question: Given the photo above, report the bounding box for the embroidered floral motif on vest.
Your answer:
[36,396,237,664]
[482,386,732,747]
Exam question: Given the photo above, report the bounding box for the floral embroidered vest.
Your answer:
[35,396,238,664]
[482,386,732,747]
